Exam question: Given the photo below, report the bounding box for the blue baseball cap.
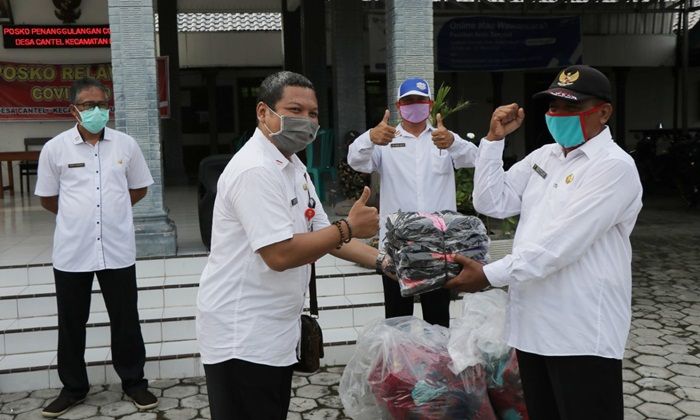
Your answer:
[397,77,432,100]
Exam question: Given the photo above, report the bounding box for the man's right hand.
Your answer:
[486,103,525,141]
[347,186,380,239]
[369,109,396,145]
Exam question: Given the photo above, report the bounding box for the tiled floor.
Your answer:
[0,186,207,267]
[0,368,352,420]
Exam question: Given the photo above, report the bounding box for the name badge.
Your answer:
[532,164,547,179]
[68,163,85,168]
[390,143,406,148]
[291,197,298,206]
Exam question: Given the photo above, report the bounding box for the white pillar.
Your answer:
[385,0,434,120]
[108,0,177,256]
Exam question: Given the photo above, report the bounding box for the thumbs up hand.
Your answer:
[431,113,455,149]
[346,187,380,239]
[369,109,397,146]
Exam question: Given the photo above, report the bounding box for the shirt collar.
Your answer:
[70,124,112,144]
[252,127,306,171]
[577,126,612,159]
[551,126,612,159]
[396,122,434,139]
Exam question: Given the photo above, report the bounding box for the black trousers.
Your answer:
[203,358,294,420]
[382,274,451,327]
[54,265,147,398]
[516,349,623,420]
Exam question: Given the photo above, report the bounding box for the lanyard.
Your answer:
[303,173,316,231]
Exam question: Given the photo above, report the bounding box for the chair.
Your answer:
[20,137,50,195]
[198,154,233,250]
[306,129,337,203]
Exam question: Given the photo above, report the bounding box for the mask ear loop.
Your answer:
[259,104,279,136]
[578,103,606,141]
[72,104,82,120]
[263,104,285,136]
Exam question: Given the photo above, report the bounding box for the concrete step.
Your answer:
[0,297,467,393]
[0,241,514,393]
[0,262,381,321]
[0,255,211,287]
[0,331,361,393]
[3,289,464,356]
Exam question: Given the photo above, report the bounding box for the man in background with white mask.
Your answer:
[197,71,391,419]
[35,77,158,417]
[347,77,478,327]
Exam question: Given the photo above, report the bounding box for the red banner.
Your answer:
[0,59,169,121]
[0,62,113,120]
[157,56,170,119]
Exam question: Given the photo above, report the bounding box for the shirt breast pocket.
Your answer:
[548,182,575,211]
[106,156,128,178]
[61,161,90,189]
[431,149,452,174]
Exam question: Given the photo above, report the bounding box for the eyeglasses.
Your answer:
[74,101,110,110]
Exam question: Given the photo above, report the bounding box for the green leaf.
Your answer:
[430,82,470,126]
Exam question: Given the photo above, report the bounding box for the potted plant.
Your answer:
[429,82,470,127]
[430,83,518,240]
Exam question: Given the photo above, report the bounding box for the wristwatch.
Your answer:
[375,250,386,275]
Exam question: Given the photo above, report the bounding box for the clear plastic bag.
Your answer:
[384,211,490,297]
[486,349,529,420]
[448,290,529,420]
[448,289,510,374]
[340,316,496,420]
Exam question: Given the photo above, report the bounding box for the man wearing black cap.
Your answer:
[444,65,643,419]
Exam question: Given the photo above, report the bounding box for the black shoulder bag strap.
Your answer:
[309,263,318,317]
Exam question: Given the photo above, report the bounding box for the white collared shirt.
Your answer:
[35,125,154,272]
[474,127,643,359]
[347,124,477,244]
[196,128,331,366]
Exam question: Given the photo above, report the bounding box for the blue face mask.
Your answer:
[77,106,110,134]
[545,103,605,148]
[545,114,585,148]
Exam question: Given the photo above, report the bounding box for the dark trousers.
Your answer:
[54,265,147,398]
[382,274,451,327]
[203,358,294,420]
[516,349,623,420]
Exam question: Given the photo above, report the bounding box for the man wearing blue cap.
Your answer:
[347,77,478,327]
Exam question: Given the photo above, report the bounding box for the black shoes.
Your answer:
[127,387,159,410]
[41,394,85,418]
[41,387,157,416]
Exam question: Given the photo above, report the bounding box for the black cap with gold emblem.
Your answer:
[534,65,612,103]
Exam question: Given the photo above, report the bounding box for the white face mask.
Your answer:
[263,105,320,155]
[76,106,109,134]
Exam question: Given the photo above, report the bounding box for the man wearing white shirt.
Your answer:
[348,77,478,327]
[197,71,388,420]
[446,65,643,420]
[35,78,158,417]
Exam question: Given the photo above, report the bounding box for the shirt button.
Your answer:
[97,238,100,241]
[96,170,99,173]
[97,204,100,207]
[94,154,97,156]
[96,187,99,190]
[97,221,100,224]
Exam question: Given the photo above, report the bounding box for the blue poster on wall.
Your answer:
[437,16,582,71]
